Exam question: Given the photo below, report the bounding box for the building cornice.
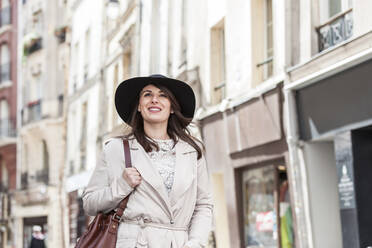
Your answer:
[284,46,372,91]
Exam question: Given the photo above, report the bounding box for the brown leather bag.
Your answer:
[75,139,132,248]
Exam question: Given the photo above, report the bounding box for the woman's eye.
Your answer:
[144,93,151,97]
[159,94,168,98]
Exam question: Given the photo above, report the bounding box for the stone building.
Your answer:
[64,0,105,246]
[14,0,69,247]
[101,0,296,248]
[285,1,372,247]
[0,0,18,247]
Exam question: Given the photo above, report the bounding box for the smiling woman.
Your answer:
[138,84,173,129]
[82,74,213,248]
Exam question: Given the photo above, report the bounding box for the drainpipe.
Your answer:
[283,88,314,248]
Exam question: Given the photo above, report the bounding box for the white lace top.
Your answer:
[148,139,176,195]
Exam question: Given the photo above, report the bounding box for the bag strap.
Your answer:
[123,138,132,168]
[111,139,132,221]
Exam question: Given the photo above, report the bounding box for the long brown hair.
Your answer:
[125,83,204,159]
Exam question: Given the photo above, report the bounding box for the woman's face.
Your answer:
[138,84,172,126]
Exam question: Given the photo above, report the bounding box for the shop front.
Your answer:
[201,85,296,248]
[286,56,372,248]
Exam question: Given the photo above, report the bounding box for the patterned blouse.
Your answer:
[148,139,176,195]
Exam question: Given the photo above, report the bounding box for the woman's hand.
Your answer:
[122,168,142,188]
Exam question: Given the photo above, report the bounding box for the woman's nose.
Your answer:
[151,95,158,103]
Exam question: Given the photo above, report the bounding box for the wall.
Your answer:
[303,142,342,248]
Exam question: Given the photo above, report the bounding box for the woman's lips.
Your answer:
[148,107,161,112]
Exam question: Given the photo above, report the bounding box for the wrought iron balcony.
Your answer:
[317,9,353,52]
[0,6,11,27]
[0,118,16,138]
[0,62,10,83]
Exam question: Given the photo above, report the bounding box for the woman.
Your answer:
[83,74,213,248]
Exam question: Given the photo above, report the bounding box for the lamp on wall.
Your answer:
[107,0,119,19]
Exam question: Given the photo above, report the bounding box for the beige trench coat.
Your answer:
[83,137,213,248]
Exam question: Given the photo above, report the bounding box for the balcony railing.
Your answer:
[0,62,10,83]
[0,6,11,27]
[0,118,16,138]
[317,9,353,52]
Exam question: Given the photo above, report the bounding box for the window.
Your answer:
[1,161,8,189]
[119,25,134,78]
[123,51,131,80]
[29,76,42,101]
[264,0,273,79]
[72,42,79,92]
[241,165,294,248]
[80,102,87,171]
[210,19,226,105]
[32,10,43,35]
[83,28,90,81]
[41,140,49,183]
[252,0,274,86]
[242,166,277,247]
[0,100,9,137]
[0,44,10,83]
[320,0,352,22]
[1,0,11,26]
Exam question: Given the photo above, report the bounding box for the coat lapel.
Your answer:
[170,140,196,206]
[128,139,172,211]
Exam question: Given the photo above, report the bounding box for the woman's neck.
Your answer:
[143,122,170,140]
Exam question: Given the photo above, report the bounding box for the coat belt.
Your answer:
[121,217,188,248]
[122,217,188,231]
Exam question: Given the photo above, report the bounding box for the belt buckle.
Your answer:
[112,213,121,222]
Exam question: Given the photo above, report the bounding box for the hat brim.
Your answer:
[115,76,196,125]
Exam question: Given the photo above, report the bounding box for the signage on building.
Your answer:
[338,164,356,209]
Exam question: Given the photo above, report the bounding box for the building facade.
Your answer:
[64,0,105,246]
[100,0,298,248]
[14,0,68,247]
[194,1,301,248]
[0,0,17,247]
[285,1,372,248]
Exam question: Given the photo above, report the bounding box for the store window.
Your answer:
[242,164,294,248]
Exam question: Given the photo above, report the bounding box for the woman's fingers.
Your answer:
[122,167,142,187]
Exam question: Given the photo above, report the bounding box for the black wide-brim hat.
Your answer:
[115,74,196,125]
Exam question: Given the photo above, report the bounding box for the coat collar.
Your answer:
[128,137,196,212]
